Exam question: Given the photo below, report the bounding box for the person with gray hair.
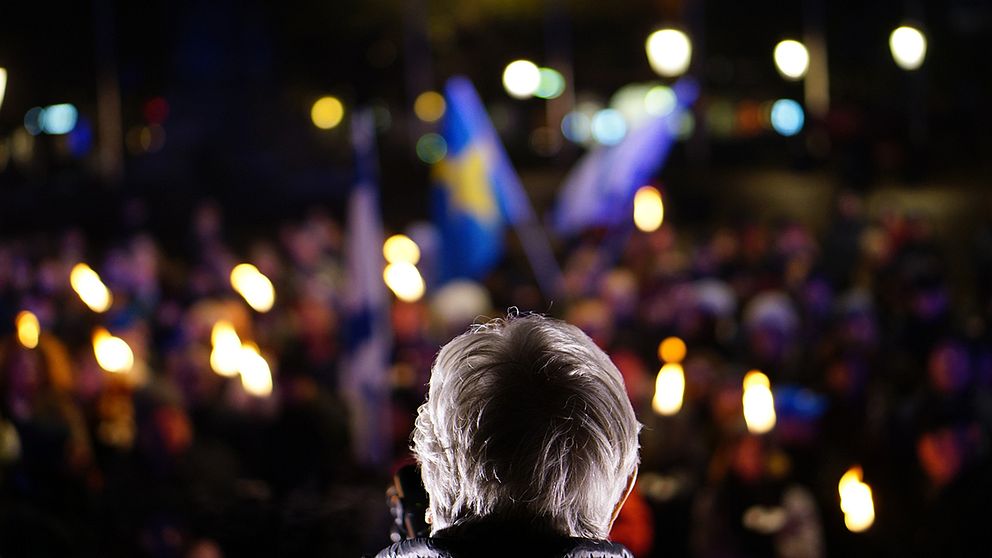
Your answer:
[376,313,641,558]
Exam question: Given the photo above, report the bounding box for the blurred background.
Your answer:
[1,0,991,556]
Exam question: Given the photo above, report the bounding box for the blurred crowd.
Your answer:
[2,191,992,557]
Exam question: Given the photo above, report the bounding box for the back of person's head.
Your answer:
[413,313,640,540]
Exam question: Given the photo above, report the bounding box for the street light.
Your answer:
[773,40,810,80]
[890,25,927,70]
[502,59,541,99]
[646,29,692,77]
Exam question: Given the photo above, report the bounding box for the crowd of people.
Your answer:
[1,190,991,557]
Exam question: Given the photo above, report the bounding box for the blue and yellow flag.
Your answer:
[432,76,529,283]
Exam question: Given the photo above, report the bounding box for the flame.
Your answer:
[238,342,273,397]
[742,370,776,434]
[15,310,40,349]
[209,320,241,377]
[230,263,275,313]
[652,363,685,415]
[383,262,426,302]
[70,263,113,313]
[838,466,875,532]
[633,186,664,232]
[658,336,686,363]
[383,234,421,265]
[92,327,134,373]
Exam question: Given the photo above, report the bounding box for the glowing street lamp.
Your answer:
[890,26,927,70]
[311,96,345,129]
[502,60,541,99]
[646,29,692,77]
[773,40,810,80]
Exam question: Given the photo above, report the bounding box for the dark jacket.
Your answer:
[373,519,633,558]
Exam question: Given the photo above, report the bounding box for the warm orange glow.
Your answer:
[15,310,40,349]
[383,262,426,302]
[92,327,134,373]
[839,466,875,532]
[230,263,275,312]
[209,320,241,377]
[70,263,113,313]
[239,342,273,397]
[652,363,685,416]
[383,234,421,265]
[658,336,686,363]
[742,370,776,434]
[633,186,664,232]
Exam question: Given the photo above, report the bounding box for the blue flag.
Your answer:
[432,76,530,283]
[553,78,699,236]
[342,109,392,467]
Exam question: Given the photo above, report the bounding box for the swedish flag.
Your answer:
[432,76,529,283]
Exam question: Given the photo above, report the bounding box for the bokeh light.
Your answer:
[742,370,776,434]
[93,327,134,374]
[645,85,677,117]
[413,91,446,123]
[668,110,696,140]
[561,111,592,144]
[239,343,273,397]
[210,320,242,377]
[773,40,810,80]
[839,466,876,532]
[611,84,653,129]
[0,68,6,113]
[383,234,421,265]
[41,104,78,135]
[646,28,692,77]
[70,263,113,313]
[24,107,44,135]
[658,336,686,363]
[535,67,566,100]
[415,133,447,164]
[311,96,344,129]
[889,25,927,70]
[230,263,275,313]
[383,262,426,302]
[770,99,804,136]
[15,310,40,349]
[502,59,541,99]
[591,108,627,145]
[653,363,685,416]
[633,185,664,232]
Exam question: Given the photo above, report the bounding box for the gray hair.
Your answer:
[413,314,641,539]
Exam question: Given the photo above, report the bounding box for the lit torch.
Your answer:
[742,370,776,434]
[839,466,875,532]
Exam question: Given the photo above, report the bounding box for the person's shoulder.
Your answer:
[561,538,634,558]
[371,537,453,558]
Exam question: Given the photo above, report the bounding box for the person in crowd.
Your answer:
[375,313,641,558]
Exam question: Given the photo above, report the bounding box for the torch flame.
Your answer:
[652,363,685,415]
[70,263,113,313]
[839,465,875,532]
[742,370,776,434]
